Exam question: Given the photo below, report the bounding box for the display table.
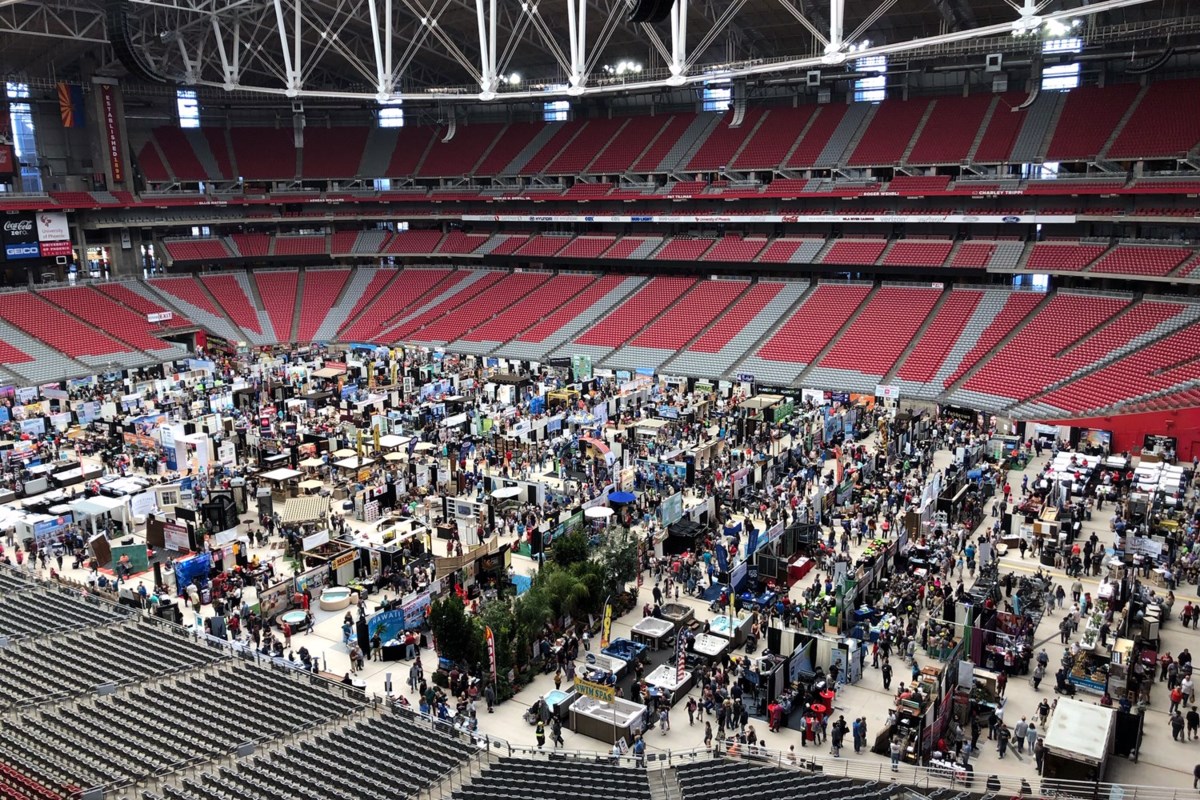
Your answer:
[644,664,694,705]
[582,652,628,681]
[788,556,815,585]
[319,587,352,611]
[51,464,103,488]
[631,617,674,650]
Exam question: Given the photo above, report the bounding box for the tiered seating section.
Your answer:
[0,618,224,709]
[147,710,477,800]
[453,757,649,800]
[0,572,374,800]
[676,760,903,800]
[10,266,1200,418]
[129,82,1200,191]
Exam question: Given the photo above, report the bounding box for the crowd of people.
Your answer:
[1,340,1198,792]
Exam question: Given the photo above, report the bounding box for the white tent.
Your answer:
[69,495,132,537]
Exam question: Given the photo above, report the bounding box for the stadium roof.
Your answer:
[0,0,1195,105]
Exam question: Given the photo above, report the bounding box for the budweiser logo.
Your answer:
[3,219,32,234]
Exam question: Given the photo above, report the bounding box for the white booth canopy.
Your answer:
[261,468,303,482]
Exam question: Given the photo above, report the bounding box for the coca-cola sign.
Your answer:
[1,213,36,244]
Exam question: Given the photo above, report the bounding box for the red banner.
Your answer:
[484,625,497,684]
[99,84,124,184]
[39,241,73,257]
[0,144,12,176]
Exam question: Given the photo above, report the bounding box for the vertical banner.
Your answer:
[675,626,688,683]
[485,625,497,684]
[57,83,85,128]
[99,83,124,184]
[600,596,613,649]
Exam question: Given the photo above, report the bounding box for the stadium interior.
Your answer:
[0,0,1199,797]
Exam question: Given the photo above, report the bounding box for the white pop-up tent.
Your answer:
[69,495,133,537]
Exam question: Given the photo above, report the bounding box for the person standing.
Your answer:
[882,659,893,690]
[997,724,1011,758]
[536,719,546,749]
[890,738,902,772]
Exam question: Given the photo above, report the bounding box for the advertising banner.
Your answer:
[99,83,125,183]
[35,211,69,241]
[39,240,72,258]
[463,213,1075,225]
[3,212,39,260]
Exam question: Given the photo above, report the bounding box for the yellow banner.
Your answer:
[574,676,615,703]
[601,601,613,649]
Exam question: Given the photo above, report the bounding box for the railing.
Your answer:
[487,737,1187,800]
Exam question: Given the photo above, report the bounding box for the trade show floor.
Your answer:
[10,446,1199,791]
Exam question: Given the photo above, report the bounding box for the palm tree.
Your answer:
[542,567,591,622]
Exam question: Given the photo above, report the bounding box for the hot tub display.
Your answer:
[602,637,648,664]
[659,602,695,629]
[630,616,674,650]
[319,587,352,611]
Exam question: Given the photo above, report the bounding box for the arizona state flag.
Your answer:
[57,83,85,128]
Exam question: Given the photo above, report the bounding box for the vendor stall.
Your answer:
[1042,699,1115,783]
[261,467,302,502]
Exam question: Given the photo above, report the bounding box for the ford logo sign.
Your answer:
[1001,215,1021,223]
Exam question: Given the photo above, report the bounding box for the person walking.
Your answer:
[1013,717,1029,754]
[882,659,893,690]
[890,738,902,772]
[536,719,546,749]
[997,725,1011,759]
[1171,710,1186,742]
[551,716,565,748]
